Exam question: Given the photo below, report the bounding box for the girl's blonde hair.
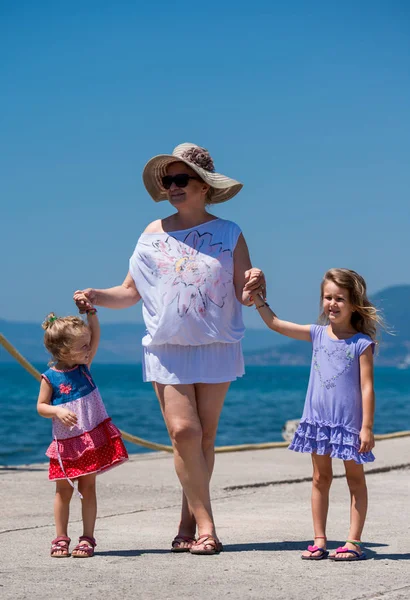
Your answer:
[42,313,89,364]
[319,268,384,341]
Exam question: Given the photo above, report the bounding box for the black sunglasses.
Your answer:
[161,174,200,190]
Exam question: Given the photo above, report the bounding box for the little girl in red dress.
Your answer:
[37,304,128,558]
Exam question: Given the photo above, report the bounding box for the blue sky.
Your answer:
[1,1,409,329]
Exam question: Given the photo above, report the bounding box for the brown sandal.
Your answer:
[189,534,223,555]
[50,536,71,558]
[171,535,196,553]
[72,535,97,558]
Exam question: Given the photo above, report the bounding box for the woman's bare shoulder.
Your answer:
[143,219,165,234]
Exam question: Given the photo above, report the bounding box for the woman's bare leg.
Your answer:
[195,382,230,477]
[153,382,229,546]
[177,382,229,544]
[188,382,229,549]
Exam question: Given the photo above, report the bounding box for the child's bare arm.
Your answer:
[37,378,77,427]
[86,310,100,367]
[72,291,100,366]
[37,378,55,418]
[254,295,311,341]
[359,345,375,452]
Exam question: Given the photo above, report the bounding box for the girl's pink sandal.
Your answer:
[189,534,223,555]
[50,536,71,558]
[301,544,329,560]
[329,540,366,561]
[301,536,328,561]
[72,535,97,558]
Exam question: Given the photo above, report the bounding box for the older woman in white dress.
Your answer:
[74,143,264,554]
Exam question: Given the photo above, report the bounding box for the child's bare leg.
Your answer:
[331,460,367,558]
[79,473,97,538]
[53,479,74,556]
[302,453,333,558]
[72,473,97,556]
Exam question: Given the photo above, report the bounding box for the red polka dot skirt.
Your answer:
[47,419,128,480]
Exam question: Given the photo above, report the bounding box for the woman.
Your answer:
[74,143,264,555]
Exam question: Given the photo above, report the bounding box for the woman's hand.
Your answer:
[359,426,375,453]
[73,289,96,313]
[56,407,78,428]
[242,286,265,306]
[244,268,266,300]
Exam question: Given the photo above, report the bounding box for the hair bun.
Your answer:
[42,313,58,330]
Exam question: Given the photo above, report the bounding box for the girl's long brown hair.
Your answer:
[319,268,385,341]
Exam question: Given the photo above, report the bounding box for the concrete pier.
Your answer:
[1,437,409,600]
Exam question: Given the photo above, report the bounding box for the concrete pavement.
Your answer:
[1,437,409,600]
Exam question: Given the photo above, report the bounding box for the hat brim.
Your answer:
[142,154,243,204]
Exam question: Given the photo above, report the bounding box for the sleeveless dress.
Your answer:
[129,218,245,384]
[42,365,128,481]
[288,325,375,464]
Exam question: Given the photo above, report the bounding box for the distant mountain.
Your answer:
[1,285,408,367]
[245,285,410,367]
[0,319,285,365]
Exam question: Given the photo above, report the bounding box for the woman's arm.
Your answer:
[233,235,266,305]
[73,272,141,312]
[358,345,375,453]
[37,379,78,427]
[253,296,311,341]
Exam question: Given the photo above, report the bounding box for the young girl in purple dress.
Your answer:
[250,268,384,562]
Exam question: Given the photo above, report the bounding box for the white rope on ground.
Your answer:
[1,332,410,454]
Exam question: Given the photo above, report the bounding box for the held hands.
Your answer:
[56,407,78,428]
[243,268,266,305]
[73,289,96,313]
[359,426,375,453]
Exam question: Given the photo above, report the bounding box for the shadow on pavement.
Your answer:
[366,551,410,561]
[94,542,410,560]
[97,549,170,557]
[223,540,389,552]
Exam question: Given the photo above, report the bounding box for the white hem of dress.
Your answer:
[144,373,244,385]
[142,340,245,385]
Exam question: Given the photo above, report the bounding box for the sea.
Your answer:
[1,364,409,466]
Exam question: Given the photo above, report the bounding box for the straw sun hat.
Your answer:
[142,143,243,204]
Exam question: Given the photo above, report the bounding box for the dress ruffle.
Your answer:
[49,437,128,480]
[288,420,375,464]
[46,418,128,480]
[46,419,121,461]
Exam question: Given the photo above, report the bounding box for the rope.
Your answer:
[1,332,410,454]
[0,333,42,383]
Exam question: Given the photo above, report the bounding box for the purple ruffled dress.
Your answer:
[289,325,375,464]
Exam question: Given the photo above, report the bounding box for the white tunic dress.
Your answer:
[129,218,245,384]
